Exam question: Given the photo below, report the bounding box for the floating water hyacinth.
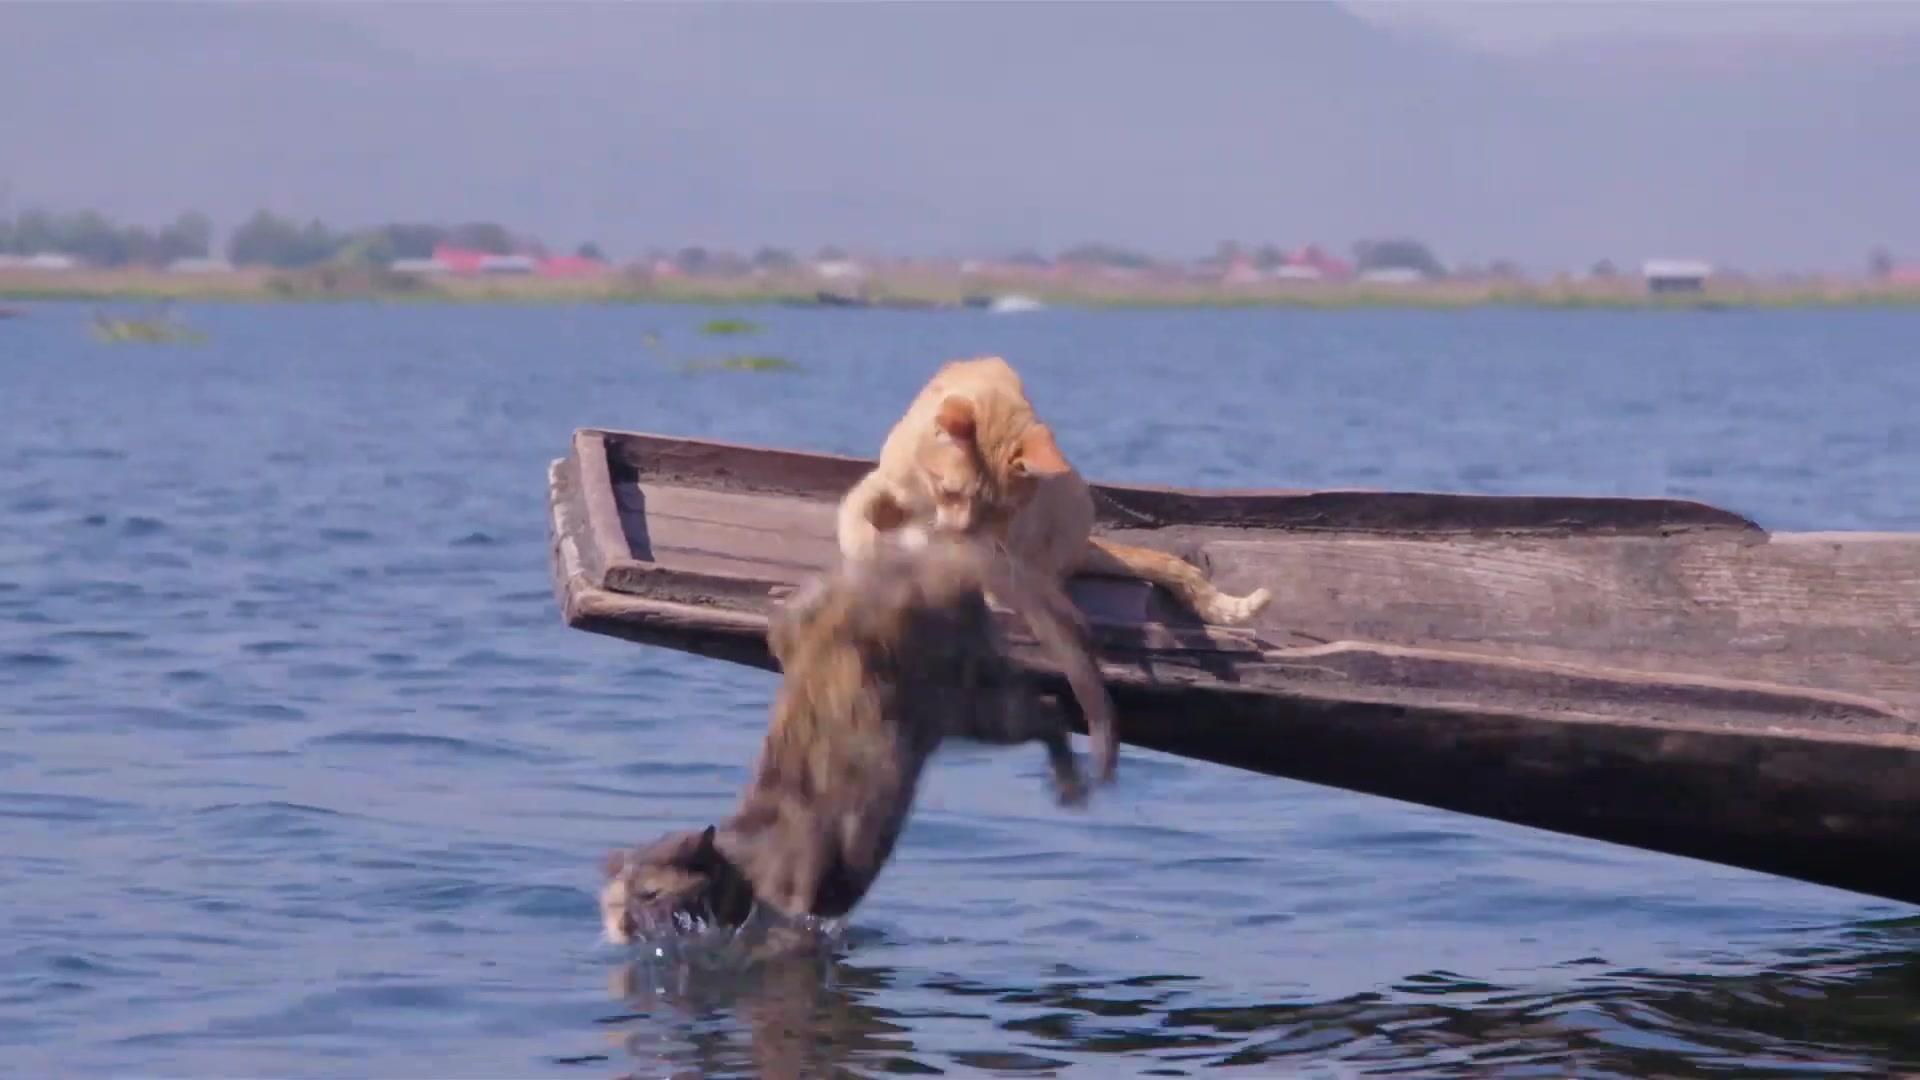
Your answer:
[681,354,802,374]
[698,317,762,337]
[87,312,207,345]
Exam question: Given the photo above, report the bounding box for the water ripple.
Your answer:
[301,730,557,763]
[4,305,1920,1077]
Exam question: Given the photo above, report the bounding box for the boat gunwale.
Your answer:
[547,430,1920,909]
[586,426,1770,538]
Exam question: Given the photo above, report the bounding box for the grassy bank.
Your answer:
[4,266,1918,311]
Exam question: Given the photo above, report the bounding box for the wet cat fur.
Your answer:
[600,531,1118,944]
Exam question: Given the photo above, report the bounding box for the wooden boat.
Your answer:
[785,289,949,311]
[548,427,1920,908]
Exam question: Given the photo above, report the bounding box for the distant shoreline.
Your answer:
[4,266,1919,311]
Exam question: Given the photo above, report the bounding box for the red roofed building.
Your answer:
[431,244,489,274]
[1284,244,1352,281]
[536,254,612,278]
[1221,254,1262,285]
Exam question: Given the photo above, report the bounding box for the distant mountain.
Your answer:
[1,1,1913,270]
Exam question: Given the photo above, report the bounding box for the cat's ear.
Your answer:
[934,395,977,443]
[691,824,721,866]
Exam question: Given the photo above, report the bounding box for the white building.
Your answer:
[478,254,537,275]
[1642,258,1712,294]
[1357,266,1425,285]
[166,257,234,274]
[389,257,452,275]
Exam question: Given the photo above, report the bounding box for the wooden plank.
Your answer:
[1383,637,1920,719]
[1205,532,1920,709]
[1086,484,1766,536]
[1102,680,1920,909]
[615,483,838,539]
[1250,639,1913,737]
[620,488,842,568]
[617,476,1920,705]
[1210,532,1920,636]
[606,429,871,502]
[621,483,1257,629]
[566,568,1914,737]
[547,456,593,618]
[571,430,637,570]
[625,480,1269,653]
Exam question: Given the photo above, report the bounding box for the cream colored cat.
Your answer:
[836,356,1273,626]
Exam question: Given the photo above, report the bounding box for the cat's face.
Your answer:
[924,411,1074,540]
[915,395,1000,535]
[599,826,730,944]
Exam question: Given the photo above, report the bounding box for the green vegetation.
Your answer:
[263,264,436,301]
[7,203,1916,312]
[699,317,763,336]
[1352,237,1448,278]
[2,209,213,267]
[5,265,1920,313]
[683,354,803,373]
[87,311,206,345]
[1056,242,1156,270]
[0,204,597,273]
[226,213,591,270]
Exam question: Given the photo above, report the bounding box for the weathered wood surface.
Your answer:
[549,427,1920,908]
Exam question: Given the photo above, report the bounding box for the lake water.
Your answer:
[4,301,1919,1078]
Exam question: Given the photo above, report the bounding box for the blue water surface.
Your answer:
[2,301,1917,1078]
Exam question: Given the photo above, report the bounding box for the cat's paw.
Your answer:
[1052,772,1091,809]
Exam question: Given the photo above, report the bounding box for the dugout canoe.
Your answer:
[547,427,1920,908]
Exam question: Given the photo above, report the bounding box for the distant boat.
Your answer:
[790,289,948,310]
[988,294,1045,314]
[807,290,865,307]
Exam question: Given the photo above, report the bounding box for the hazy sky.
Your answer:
[1350,0,1920,49]
[4,1,1915,272]
[332,0,1920,56]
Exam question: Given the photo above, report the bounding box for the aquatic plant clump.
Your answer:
[87,312,207,345]
[699,317,763,336]
[682,354,802,374]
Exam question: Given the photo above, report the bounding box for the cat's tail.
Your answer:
[1082,538,1272,626]
[980,547,1119,789]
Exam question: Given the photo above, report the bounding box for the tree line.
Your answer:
[228,214,585,269]
[2,204,1452,277]
[0,207,600,270]
[0,209,214,266]
[1055,237,1447,276]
